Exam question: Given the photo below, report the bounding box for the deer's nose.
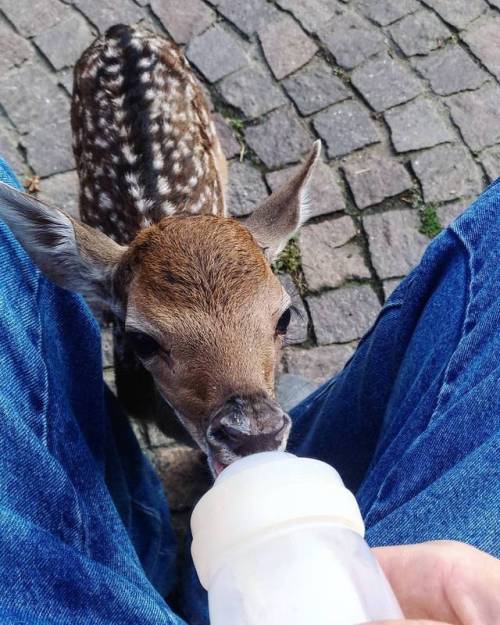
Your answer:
[207,395,291,457]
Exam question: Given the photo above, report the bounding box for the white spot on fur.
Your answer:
[122,144,137,165]
[130,38,143,51]
[153,154,164,170]
[161,201,175,214]
[105,63,121,75]
[157,177,170,194]
[125,172,142,200]
[95,137,109,149]
[99,192,112,209]
[138,56,155,69]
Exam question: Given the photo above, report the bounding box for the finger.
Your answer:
[364,620,453,625]
[370,544,456,622]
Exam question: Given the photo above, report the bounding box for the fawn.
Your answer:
[0,24,320,475]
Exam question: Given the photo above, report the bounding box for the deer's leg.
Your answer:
[112,319,194,445]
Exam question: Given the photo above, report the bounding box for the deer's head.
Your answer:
[0,143,320,474]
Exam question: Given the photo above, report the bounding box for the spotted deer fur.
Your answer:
[72,24,227,243]
[0,24,321,476]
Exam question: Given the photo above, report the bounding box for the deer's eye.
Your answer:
[125,331,160,360]
[276,308,291,336]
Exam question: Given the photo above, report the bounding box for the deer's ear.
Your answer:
[0,182,126,303]
[243,141,321,262]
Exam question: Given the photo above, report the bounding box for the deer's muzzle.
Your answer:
[206,395,291,474]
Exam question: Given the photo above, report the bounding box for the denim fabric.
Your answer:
[289,189,500,551]
[0,154,498,625]
[0,158,184,624]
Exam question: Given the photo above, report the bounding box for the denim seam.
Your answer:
[432,229,472,415]
[39,285,90,554]
[131,498,163,525]
[33,272,49,448]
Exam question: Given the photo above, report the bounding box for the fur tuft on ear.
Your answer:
[243,141,321,262]
[0,182,126,303]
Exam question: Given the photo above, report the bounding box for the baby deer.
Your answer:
[0,24,320,475]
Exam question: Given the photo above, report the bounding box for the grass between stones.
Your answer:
[419,202,442,238]
[405,188,443,239]
[274,238,308,294]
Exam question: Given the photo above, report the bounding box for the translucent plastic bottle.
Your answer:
[191,451,403,625]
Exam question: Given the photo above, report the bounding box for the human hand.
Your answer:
[367,540,500,625]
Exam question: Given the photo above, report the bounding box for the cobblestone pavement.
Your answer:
[1,0,499,487]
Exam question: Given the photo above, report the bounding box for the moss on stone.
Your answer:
[419,203,442,238]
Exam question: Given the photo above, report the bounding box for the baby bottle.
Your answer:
[191,451,403,625]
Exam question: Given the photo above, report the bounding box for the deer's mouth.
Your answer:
[207,452,228,476]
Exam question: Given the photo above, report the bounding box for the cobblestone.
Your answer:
[258,15,318,80]
[71,0,144,34]
[437,199,470,227]
[299,218,370,290]
[0,123,26,177]
[385,97,454,152]
[446,85,500,152]
[274,0,340,34]
[364,210,428,278]
[226,160,268,217]
[218,66,287,119]
[383,278,402,298]
[461,17,500,81]
[245,107,311,169]
[21,119,74,177]
[282,58,351,116]
[307,286,381,345]
[0,21,33,75]
[35,14,95,71]
[284,343,356,384]
[343,151,413,208]
[479,145,500,181]
[150,0,215,44]
[38,170,80,218]
[412,46,488,96]
[217,0,278,37]
[266,160,346,216]
[0,63,69,134]
[278,274,308,344]
[312,101,379,158]
[412,144,483,203]
[318,10,386,70]
[351,55,423,112]
[276,374,318,411]
[1,0,69,37]
[421,0,488,30]
[187,25,248,83]
[354,0,420,26]
[57,69,75,96]
[388,10,451,56]
[211,114,240,159]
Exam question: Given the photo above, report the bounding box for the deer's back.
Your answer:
[72,24,226,244]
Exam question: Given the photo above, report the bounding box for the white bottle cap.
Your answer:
[191,451,365,589]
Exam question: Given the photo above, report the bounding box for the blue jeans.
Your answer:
[0,156,498,624]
